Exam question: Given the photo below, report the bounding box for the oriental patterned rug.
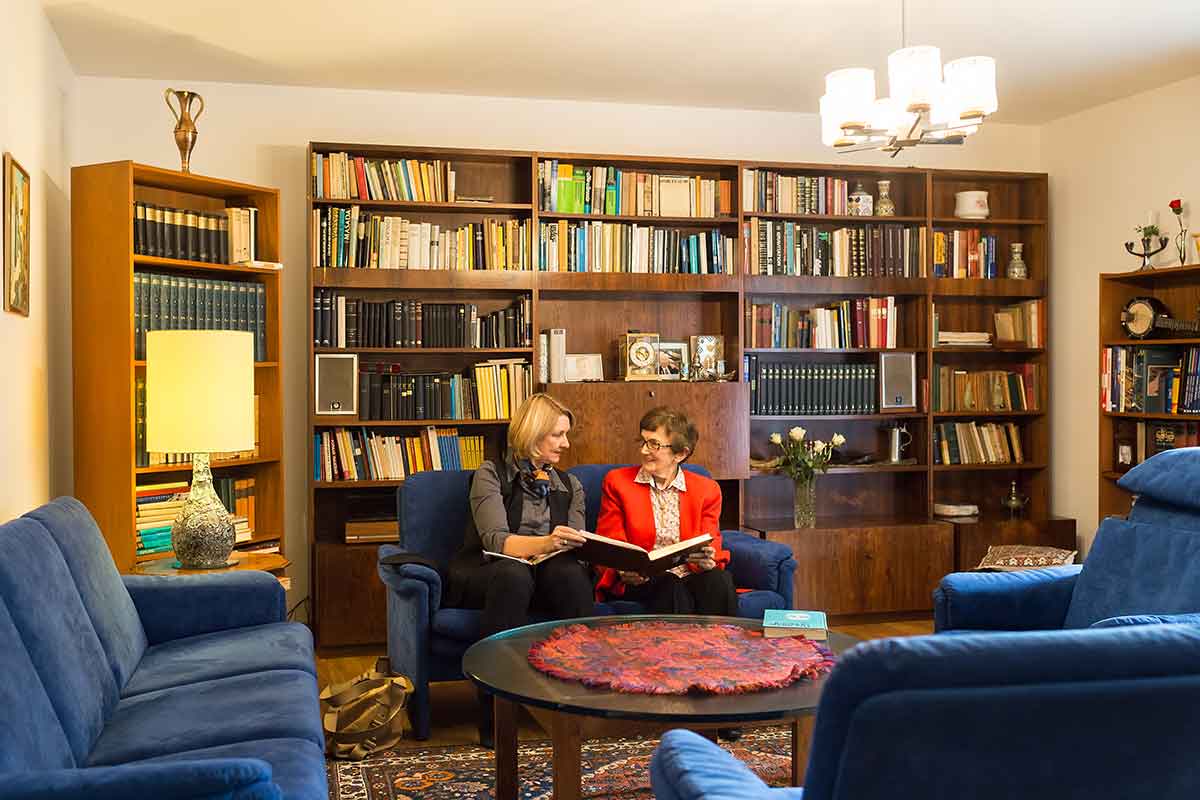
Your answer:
[327,726,793,799]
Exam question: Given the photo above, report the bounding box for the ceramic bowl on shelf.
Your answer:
[954,190,990,220]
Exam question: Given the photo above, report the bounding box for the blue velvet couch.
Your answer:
[378,464,797,740]
[0,498,326,800]
[650,449,1200,799]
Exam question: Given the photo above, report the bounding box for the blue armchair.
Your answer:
[935,448,1200,634]
[652,623,1200,799]
[378,464,797,740]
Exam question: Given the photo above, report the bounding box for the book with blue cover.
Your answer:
[762,610,828,640]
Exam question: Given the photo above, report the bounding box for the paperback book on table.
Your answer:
[762,609,828,640]
[486,531,712,575]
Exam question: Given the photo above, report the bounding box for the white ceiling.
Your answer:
[43,0,1200,124]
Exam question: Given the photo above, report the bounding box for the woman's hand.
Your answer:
[544,525,586,554]
[687,546,717,571]
[619,570,648,586]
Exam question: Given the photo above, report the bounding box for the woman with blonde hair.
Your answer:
[447,392,592,746]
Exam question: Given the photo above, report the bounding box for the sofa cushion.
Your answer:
[0,596,76,771]
[137,737,327,800]
[24,497,148,688]
[1063,517,1200,629]
[121,622,316,697]
[1117,448,1200,513]
[0,515,119,764]
[88,669,323,766]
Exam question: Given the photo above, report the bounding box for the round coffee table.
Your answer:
[463,614,856,800]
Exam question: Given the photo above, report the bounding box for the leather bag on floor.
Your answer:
[320,657,414,760]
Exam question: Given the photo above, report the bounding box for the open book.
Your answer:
[484,531,713,575]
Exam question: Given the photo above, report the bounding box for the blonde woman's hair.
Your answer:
[507,393,575,461]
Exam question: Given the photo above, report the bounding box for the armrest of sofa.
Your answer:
[377,545,443,699]
[0,759,275,800]
[651,729,801,800]
[804,624,1200,800]
[723,530,796,606]
[377,545,443,616]
[933,564,1081,632]
[1092,612,1200,628]
[123,572,285,645]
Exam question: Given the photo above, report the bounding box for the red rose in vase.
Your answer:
[1170,199,1183,215]
[1169,199,1187,265]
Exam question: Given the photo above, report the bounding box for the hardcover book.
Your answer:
[762,609,828,640]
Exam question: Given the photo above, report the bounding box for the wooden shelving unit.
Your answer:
[1098,262,1200,519]
[71,162,284,572]
[306,144,1060,640]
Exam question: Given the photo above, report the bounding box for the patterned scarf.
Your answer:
[518,459,552,498]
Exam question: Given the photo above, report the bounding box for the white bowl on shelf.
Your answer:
[954,190,990,219]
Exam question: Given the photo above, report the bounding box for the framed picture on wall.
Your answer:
[4,153,30,316]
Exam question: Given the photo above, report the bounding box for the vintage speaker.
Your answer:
[315,353,358,415]
[879,352,917,411]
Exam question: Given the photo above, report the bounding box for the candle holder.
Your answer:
[1125,236,1170,271]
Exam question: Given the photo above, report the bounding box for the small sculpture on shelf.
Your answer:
[1126,223,1169,271]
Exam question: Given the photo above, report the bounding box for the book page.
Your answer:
[578,530,645,552]
[648,533,713,561]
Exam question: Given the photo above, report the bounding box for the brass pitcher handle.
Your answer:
[191,93,205,123]
[164,88,181,123]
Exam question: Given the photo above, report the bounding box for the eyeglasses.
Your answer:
[637,437,668,453]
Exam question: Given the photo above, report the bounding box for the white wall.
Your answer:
[68,76,1042,604]
[0,0,75,522]
[1044,73,1200,552]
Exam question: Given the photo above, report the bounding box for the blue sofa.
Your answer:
[650,450,1200,799]
[379,464,797,740]
[0,498,326,800]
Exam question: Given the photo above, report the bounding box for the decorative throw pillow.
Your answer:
[974,544,1077,571]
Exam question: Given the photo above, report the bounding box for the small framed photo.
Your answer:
[4,153,30,316]
[656,341,689,380]
[564,353,604,382]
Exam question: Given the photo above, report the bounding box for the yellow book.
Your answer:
[498,366,511,419]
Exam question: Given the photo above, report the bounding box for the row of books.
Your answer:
[1113,420,1200,472]
[311,152,457,202]
[351,359,532,421]
[312,293,530,349]
[133,272,268,361]
[134,478,254,555]
[748,298,900,350]
[539,161,733,218]
[931,229,1001,279]
[133,203,259,264]
[932,367,1039,413]
[135,377,260,467]
[537,221,735,275]
[741,170,857,216]
[1102,346,1200,414]
[310,208,529,271]
[933,421,1026,465]
[993,300,1044,348]
[744,221,927,278]
[747,357,879,416]
[313,426,485,482]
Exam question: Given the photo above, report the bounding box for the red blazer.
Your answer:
[593,466,730,599]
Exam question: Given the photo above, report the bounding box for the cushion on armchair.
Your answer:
[1118,448,1200,513]
[1063,517,1200,629]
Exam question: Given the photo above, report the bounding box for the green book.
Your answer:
[762,610,828,640]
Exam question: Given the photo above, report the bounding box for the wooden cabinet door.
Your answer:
[547,381,749,479]
[316,542,388,647]
[770,522,954,615]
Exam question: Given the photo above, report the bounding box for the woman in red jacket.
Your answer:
[594,406,738,616]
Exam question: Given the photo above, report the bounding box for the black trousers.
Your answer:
[620,568,738,617]
[451,555,595,640]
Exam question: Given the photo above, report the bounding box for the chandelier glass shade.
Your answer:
[822,37,997,155]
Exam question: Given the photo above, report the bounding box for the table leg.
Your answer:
[494,697,518,800]
[550,711,582,800]
[791,717,813,787]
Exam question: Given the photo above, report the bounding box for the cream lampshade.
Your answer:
[146,330,255,568]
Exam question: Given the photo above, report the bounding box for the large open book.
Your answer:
[484,531,713,575]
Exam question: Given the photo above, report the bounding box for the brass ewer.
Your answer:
[164,88,205,173]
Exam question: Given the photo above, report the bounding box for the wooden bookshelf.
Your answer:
[1098,262,1200,519]
[306,143,1061,640]
[72,162,284,572]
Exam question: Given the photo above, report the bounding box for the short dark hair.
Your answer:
[639,406,698,457]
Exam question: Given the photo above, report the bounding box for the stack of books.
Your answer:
[937,331,991,347]
[134,481,188,556]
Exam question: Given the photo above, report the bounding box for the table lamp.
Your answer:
[146,330,255,569]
